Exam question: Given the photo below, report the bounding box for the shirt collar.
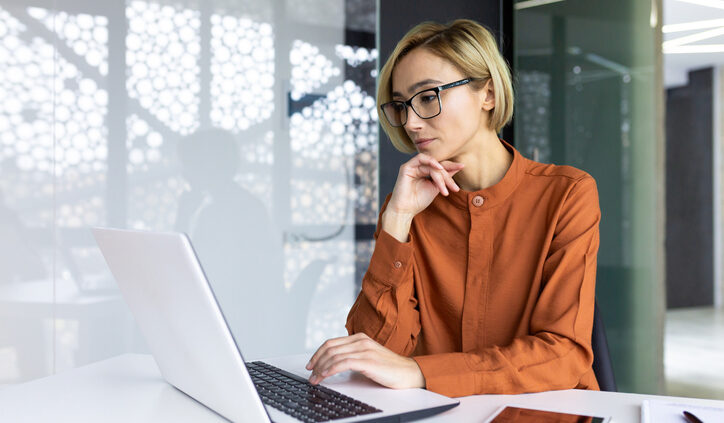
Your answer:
[442,139,525,211]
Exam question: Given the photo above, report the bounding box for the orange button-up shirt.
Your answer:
[346,140,601,397]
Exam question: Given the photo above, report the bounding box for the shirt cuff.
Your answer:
[365,229,414,287]
[413,353,478,397]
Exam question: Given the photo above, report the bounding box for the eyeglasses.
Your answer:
[380,78,478,127]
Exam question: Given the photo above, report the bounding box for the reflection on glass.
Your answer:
[0,0,378,383]
[514,0,664,393]
[126,1,200,135]
[210,13,274,131]
[175,129,288,359]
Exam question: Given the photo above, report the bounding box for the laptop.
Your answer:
[92,227,459,422]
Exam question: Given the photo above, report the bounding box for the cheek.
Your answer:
[438,96,481,135]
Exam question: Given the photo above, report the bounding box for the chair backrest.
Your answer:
[591,301,617,391]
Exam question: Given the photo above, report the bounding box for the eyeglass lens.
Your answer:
[382,89,441,127]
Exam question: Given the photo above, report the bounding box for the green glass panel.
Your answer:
[514,0,665,394]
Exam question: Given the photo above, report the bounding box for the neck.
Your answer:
[451,130,513,192]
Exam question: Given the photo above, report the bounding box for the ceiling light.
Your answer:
[514,0,565,10]
[663,26,724,47]
[675,0,724,10]
[664,44,724,53]
[663,18,724,33]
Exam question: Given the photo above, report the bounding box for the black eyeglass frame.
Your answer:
[380,78,479,127]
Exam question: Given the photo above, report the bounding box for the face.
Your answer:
[390,48,493,161]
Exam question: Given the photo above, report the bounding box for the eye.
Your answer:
[419,94,437,104]
[390,102,405,112]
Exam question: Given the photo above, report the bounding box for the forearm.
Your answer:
[413,332,594,396]
[345,230,420,355]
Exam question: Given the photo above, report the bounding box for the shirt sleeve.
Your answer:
[413,176,601,396]
[345,195,422,355]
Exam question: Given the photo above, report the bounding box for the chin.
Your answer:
[423,150,448,162]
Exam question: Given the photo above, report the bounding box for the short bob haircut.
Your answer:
[377,19,514,154]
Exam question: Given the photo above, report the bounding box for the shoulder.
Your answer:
[523,159,597,195]
[518,158,599,217]
[524,160,593,183]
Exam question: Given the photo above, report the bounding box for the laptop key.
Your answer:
[247,361,381,422]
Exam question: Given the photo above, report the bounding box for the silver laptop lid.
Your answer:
[92,227,270,423]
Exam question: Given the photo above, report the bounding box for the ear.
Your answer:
[480,79,495,112]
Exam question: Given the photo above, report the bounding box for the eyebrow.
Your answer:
[392,79,442,98]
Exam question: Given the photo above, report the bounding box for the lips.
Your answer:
[414,138,435,148]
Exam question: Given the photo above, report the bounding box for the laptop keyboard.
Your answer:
[247,361,382,422]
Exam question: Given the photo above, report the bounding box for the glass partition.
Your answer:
[0,0,377,383]
[514,0,665,393]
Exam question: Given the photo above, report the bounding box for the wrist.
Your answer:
[407,357,426,389]
[381,210,413,243]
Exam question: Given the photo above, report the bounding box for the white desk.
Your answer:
[1,354,723,422]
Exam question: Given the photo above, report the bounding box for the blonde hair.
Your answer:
[377,19,514,153]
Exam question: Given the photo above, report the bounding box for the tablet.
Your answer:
[484,405,611,423]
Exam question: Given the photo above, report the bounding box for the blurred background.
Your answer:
[0,0,721,401]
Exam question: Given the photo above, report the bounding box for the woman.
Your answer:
[306,19,601,397]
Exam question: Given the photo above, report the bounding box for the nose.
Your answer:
[403,105,424,131]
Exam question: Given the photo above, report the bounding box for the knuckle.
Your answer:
[361,338,376,348]
[340,357,355,368]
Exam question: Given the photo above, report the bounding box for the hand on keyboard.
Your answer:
[306,332,426,389]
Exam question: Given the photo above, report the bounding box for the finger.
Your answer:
[440,161,463,190]
[307,338,349,370]
[321,353,368,378]
[414,164,438,180]
[440,161,464,171]
[415,153,444,171]
[429,170,448,195]
[306,335,361,370]
[307,333,369,370]
[311,334,376,373]
[415,164,444,192]
[309,337,372,376]
[310,353,369,385]
[447,167,464,177]
[423,163,460,192]
[441,169,460,192]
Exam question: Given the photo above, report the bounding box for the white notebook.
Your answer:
[641,399,724,423]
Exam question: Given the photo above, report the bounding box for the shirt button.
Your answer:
[394,261,402,269]
[472,195,485,207]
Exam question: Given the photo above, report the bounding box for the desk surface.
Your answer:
[1,354,723,423]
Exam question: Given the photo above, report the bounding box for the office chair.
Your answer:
[591,301,617,391]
